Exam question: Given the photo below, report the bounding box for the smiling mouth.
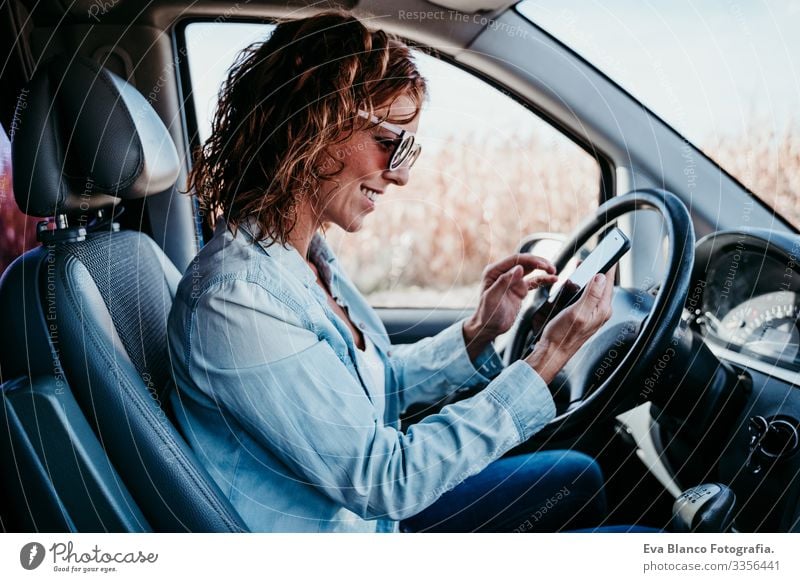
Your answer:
[361,186,381,202]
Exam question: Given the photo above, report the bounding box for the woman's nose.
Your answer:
[383,165,410,186]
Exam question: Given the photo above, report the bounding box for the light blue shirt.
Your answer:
[168,220,556,532]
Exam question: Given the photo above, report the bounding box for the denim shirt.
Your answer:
[168,220,556,532]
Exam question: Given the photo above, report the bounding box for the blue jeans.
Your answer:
[401,450,653,533]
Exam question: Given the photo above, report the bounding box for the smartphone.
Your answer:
[527,227,630,347]
[547,227,631,306]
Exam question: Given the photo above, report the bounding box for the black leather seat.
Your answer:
[0,55,248,532]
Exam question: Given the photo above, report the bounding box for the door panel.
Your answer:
[377,307,472,345]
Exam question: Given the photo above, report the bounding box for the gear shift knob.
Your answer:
[671,483,736,532]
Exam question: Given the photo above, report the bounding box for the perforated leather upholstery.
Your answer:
[0,55,248,532]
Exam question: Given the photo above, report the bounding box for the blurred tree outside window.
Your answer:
[519,0,800,228]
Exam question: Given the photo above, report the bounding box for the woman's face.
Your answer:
[316,94,420,232]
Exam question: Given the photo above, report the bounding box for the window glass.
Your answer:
[519,0,800,227]
[185,22,273,145]
[184,22,600,308]
[0,122,39,274]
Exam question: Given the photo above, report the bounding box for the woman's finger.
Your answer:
[527,273,559,289]
[486,264,522,295]
[602,265,616,304]
[484,254,556,280]
[580,272,607,308]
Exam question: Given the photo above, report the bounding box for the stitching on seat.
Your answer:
[58,253,245,532]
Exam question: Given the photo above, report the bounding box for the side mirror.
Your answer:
[518,232,566,261]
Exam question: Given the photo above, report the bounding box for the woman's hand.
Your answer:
[463,254,558,360]
[525,266,616,384]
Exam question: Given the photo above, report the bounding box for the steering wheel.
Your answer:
[506,189,695,439]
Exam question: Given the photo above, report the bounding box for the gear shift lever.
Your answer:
[671,483,737,532]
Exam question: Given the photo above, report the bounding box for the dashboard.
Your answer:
[654,228,800,531]
[690,230,800,374]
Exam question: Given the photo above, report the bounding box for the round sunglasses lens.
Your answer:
[391,136,415,170]
[406,145,421,168]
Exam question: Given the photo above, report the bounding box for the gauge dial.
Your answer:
[716,291,800,361]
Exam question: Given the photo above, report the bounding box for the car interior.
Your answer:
[1,0,799,533]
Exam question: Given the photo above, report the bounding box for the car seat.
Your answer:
[0,54,248,532]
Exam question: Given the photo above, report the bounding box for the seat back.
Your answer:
[0,55,248,532]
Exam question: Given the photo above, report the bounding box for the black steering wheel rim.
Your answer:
[506,189,695,439]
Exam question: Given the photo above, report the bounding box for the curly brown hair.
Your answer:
[188,11,427,245]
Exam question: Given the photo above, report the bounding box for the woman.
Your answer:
[168,12,616,533]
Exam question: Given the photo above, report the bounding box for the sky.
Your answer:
[518,0,800,144]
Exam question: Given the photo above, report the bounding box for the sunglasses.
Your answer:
[357,109,422,171]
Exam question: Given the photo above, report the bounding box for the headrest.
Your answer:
[11,55,180,218]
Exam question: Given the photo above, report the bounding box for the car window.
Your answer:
[183,22,601,308]
[0,122,39,274]
[519,0,800,229]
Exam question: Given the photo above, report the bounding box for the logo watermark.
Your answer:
[397,10,531,39]
[19,541,159,574]
[87,0,120,23]
[20,542,46,570]
[9,87,29,141]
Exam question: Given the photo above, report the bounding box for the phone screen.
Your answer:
[525,228,630,353]
[547,228,631,304]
